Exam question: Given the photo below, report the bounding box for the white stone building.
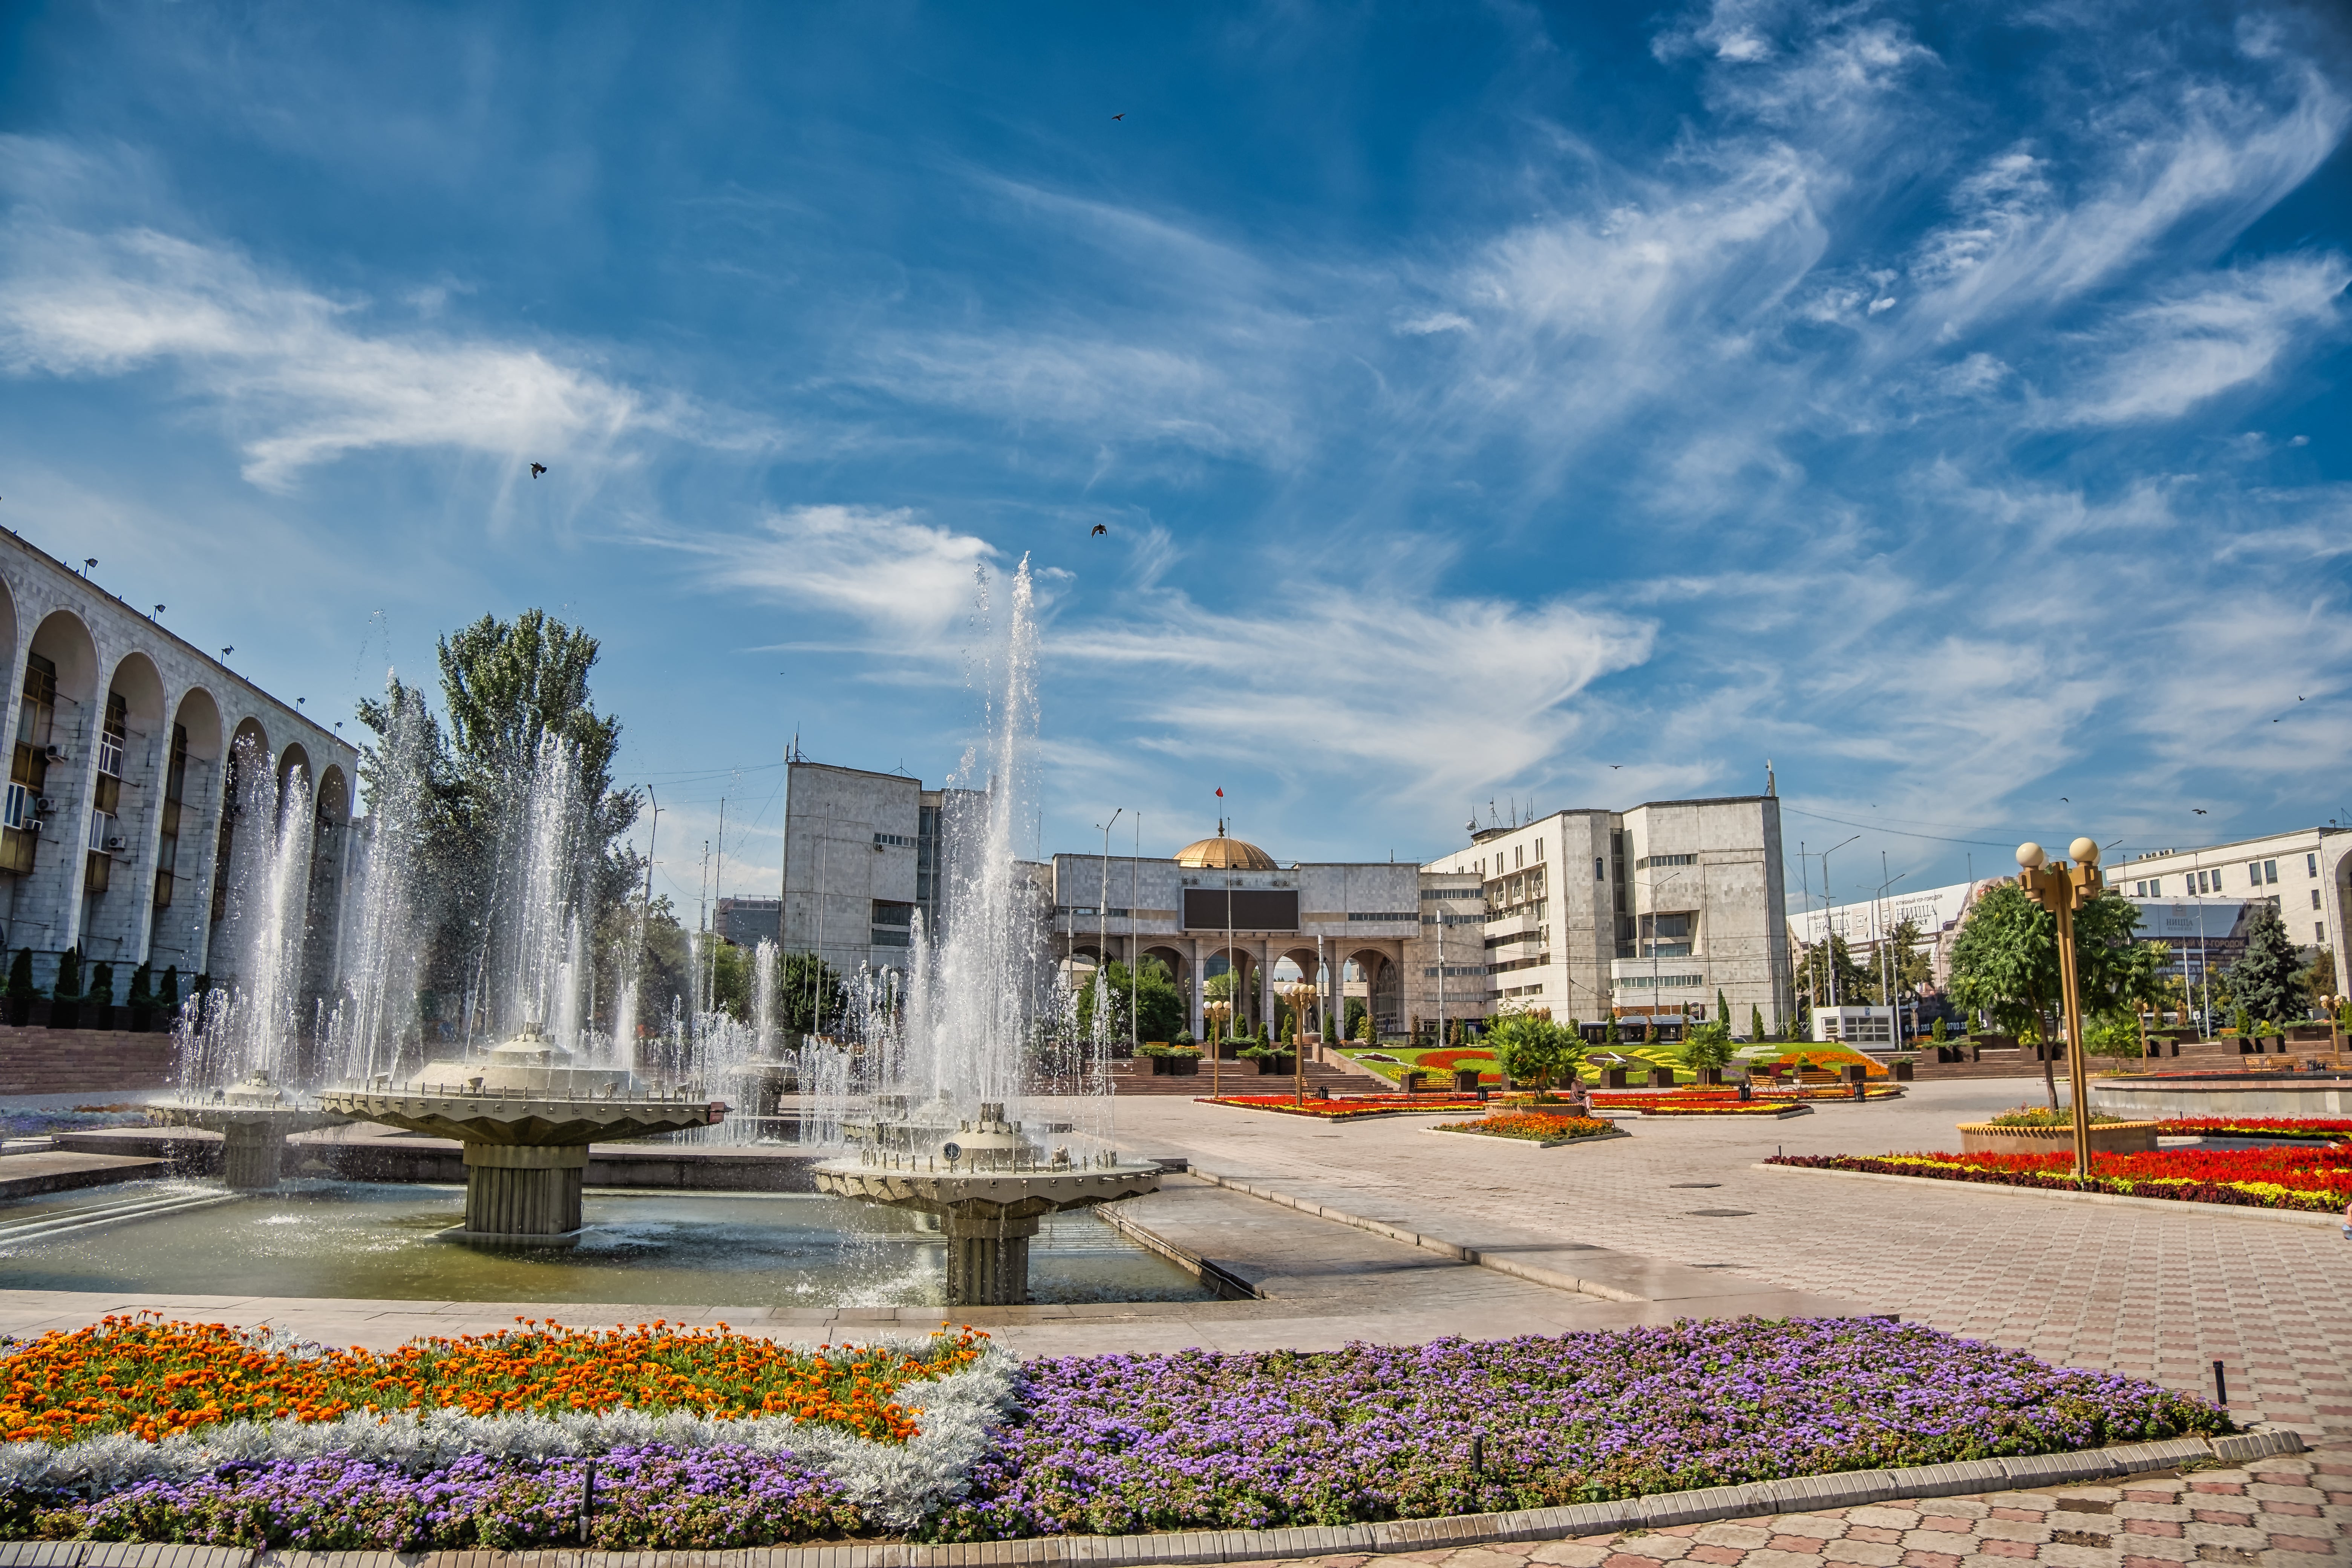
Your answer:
[1422,793,1793,1033]
[2106,830,2347,968]
[0,530,358,995]
[778,758,980,982]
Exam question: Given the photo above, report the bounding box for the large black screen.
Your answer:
[1181,888,1299,930]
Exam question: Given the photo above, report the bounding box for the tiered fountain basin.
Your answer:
[320,1029,721,1245]
[814,1103,1159,1306]
[151,1075,352,1191]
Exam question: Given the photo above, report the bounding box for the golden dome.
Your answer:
[1174,835,1279,870]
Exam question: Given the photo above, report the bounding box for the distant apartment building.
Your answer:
[1421,793,1792,1034]
[777,758,972,984]
[2107,829,2347,962]
[711,895,781,948]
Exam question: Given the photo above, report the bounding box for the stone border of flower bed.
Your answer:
[1758,1159,2347,1228]
[0,1430,2299,1568]
[1423,1125,1632,1150]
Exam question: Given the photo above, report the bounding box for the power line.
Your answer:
[1781,805,2021,850]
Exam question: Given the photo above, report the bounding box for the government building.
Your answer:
[0,531,358,999]
[781,755,1793,1039]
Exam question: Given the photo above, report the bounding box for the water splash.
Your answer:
[177,735,314,1092]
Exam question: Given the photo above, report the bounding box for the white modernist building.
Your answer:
[0,530,358,996]
[1421,793,1793,1034]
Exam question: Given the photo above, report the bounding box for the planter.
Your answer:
[1401,1070,1427,1093]
[1893,1061,1914,1081]
[1957,1119,2161,1156]
[1647,1067,1677,1088]
[47,999,81,1030]
[1697,1067,1723,1086]
[1216,1041,1242,1061]
[1248,1054,1294,1076]
[1454,1069,1484,1092]
[1603,1067,1629,1089]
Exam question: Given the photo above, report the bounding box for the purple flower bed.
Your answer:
[927,1318,2230,1540]
[7,1445,859,1550]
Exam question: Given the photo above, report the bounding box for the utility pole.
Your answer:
[1097,808,1122,1069]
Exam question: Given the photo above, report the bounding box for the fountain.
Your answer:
[152,734,350,1188]
[321,1024,720,1243]
[807,559,1159,1305]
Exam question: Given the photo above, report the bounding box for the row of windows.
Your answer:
[1421,886,1484,900]
[1488,953,1550,974]
[1423,963,1487,978]
[1620,972,1705,988]
[2131,853,2319,899]
[1465,837,1547,878]
[1634,853,1697,869]
[1351,911,1417,922]
[872,831,916,848]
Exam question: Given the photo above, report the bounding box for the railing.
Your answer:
[849,1143,1132,1174]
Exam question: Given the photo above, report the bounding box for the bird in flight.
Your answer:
[1112,113,1125,120]
[1609,764,1622,770]
[2193,808,2208,815]
[1090,524,1107,536]
[530,462,547,478]
[2060,797,2069,802]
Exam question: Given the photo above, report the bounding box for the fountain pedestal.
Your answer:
[814,1105,1161,1305]
[322,1027,721,1243]
[153,1075,351,1192]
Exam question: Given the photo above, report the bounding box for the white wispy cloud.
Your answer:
[662,504,1000,649]
[0,211,757,488]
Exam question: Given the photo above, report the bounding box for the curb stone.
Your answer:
[8,1434,2289,1568]
[1755,1159,2347,1227]
[1421,1128,1634,1151]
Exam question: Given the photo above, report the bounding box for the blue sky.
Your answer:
[3,1,2349,914]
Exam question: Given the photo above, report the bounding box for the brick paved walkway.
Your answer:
[1230,1448,2349,1568]
[1109,1083,2352,1439]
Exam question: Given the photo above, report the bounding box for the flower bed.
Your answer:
[1769,1145,2352,1211]
[1200,1093,1482,1119]
[933,1318,2226,1539]
[0,1317,2230,1548]
[0,1315,984,1445]
[1588,1096,1811,1117]
[1433,1111,1617,1143]
[2154,1116,2352,1143]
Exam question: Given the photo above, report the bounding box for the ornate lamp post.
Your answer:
[1284,979,1318,1106]
[2016,836,2104,1180]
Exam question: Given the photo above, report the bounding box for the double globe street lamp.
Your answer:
[2015,836,2105,1181]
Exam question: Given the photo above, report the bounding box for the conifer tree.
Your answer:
[2224,903,2306,1032]
[1750,1003,1766,1041]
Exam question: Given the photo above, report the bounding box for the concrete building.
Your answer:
[0,530,357,995]
[778,758,976,983]
[2107,829,2347,977]
[1423,795,1793,1033]
[711,896,781,948]
[1793,878,1992,994]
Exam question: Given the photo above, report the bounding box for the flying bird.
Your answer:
[530,462,547,478]
[2193,808,2208,815]
[1090,524,1107,536]
[2060,797,2069,802]
[1112,113,1125,120]
[1609,764,1622,769]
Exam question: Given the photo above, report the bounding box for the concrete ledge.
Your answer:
[6,1432,2263,1568]
[1757,1158,2347,1228]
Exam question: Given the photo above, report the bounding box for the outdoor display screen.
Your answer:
[1182,888,1299,931]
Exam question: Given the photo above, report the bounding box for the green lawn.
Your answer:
[1337,1043,1704,1086]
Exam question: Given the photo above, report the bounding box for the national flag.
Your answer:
[1215,787,1223,797]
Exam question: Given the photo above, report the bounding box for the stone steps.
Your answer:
[0,1026,175,1095]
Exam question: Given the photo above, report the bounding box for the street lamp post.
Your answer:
[2017,836,2105,1181]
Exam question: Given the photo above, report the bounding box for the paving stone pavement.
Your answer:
[1102,1083,2352,1438]
[1223,1449,2351,1568]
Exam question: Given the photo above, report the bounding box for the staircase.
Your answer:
[1107,1051,1386,1098]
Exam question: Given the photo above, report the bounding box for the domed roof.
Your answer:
[1174,833,1279,870]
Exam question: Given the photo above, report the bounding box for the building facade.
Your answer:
[2107,829,2346,972]
[1048,830,1450,1041]
[1423,795,1792,1032]
[0,531,358,997]
[712,896,781,948]
[778,758,978,982]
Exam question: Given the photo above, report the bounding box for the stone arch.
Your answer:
[1139,943,1188,991]
[8,611,100,966]
[207,719,274,960]
[1201,943,1262,1031]
[149,686,224,967]
[278,741,312,802]
[0,571,18,707]
[1348,947,1400,1040]
[77,651,169,961]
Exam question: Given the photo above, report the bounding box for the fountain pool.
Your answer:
[0,1179,1215,1306]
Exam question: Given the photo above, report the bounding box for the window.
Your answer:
[2264,859,2278,884]
[1594,856,1604,881]
[873,831,915,848]
[2310,853,2320,878]
[1536,838,1544,861]
[2320,924,2329,945]
[1634,853,1697,869]
[2314,889,2323,910]
[2196,870,2209,893]
[2135,880,2147,896]
[1514,846,1524,869]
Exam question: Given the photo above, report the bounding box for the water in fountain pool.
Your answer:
[0,1180,1215,1306]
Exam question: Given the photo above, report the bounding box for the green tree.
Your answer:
[778,950,846,1036]
[1750,1003,1767,1042]
[87,962,113,1006]
[2225,903,2308,1032]
[1715,989,1731,1030]
[1077,959,1185,1043]
[52,946,82,1002]
[2,948,27,999]
[1684,1018,1734,1071]
[1797,931,1875,1005]
[1948,882,2169,1110]
[1490,1010,1580,1096]
[158,965,180,1010]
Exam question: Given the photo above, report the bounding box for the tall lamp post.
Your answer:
[2017,836,2104,1181]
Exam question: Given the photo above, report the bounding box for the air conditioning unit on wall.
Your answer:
[105,835,130,851]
